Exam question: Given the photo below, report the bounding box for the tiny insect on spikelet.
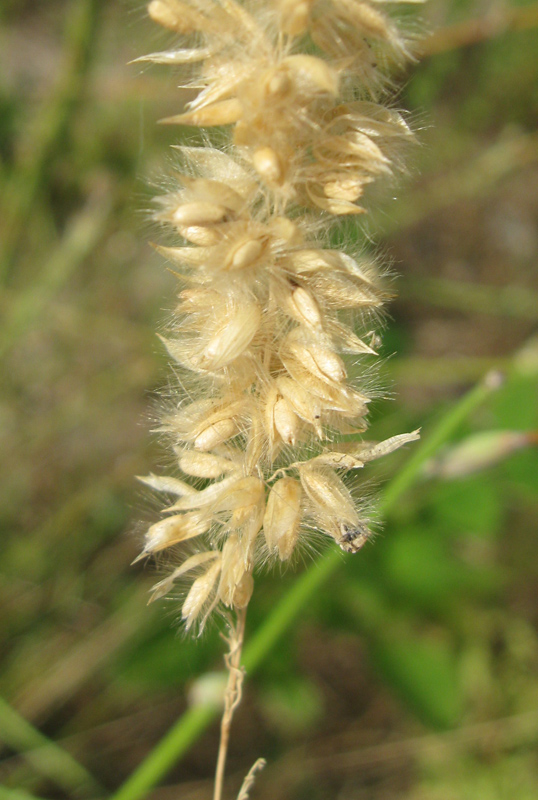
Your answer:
[135,0,422,795]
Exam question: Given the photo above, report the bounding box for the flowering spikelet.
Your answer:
[138,0,421,631]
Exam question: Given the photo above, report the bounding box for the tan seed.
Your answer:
[263,478,302,561]
[253,147,283,185]
[194,418,238,451]
[179,451,236,479]
[225,238,264,270]
[162,98,243,127]
[173,201,230,227]
[274,397,299,445]
[182,560,222,629]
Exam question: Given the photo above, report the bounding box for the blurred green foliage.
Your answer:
[1,1,538,799]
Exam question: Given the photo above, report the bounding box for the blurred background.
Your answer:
[1,1,538,798]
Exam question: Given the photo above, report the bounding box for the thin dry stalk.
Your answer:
[236,758,267,800]
[214,607,248,800]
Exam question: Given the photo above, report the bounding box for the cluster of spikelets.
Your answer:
[137,0,421,631]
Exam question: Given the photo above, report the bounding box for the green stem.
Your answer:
[390,356,507,386]
[0,189,111,359]
[380,371,503,514]
[0,696,102,798]
[0,788,48,800]
[109,369,502,800]
[0,0,102,282]
[400,276,538,321]
[111,705,217,800]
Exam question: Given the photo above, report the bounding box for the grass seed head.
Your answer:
[140,0,421,627]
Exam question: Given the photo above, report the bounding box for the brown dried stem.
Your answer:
[236,758,267,800]
[213,606,248,800]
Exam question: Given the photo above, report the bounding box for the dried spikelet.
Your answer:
[164,396,247,450]
[137,473,198,497]
[182,559,222,629]
[285,329,347,384]
[167,475,263,513]
[217,535,251,606]
[273,396,300,446]
[162,99,245,127]
[148,0,209,34]
[276,376,323,436]
[251,147,285,186]
[149,550,219,603]
[136,512,210,560]
[263,478,302,560]
[194,417,240,452]
[178,450,237,479]
[232,571,254,608]
[139,0,422,630]
[299,465,358,523]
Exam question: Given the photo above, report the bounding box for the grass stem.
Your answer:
[0,0,102,283]
[0,696,102,797]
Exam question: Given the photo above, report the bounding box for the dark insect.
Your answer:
[339,521,371,553]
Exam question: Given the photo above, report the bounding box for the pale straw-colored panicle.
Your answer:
[137,2,423,796]
[137,0,422,633]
